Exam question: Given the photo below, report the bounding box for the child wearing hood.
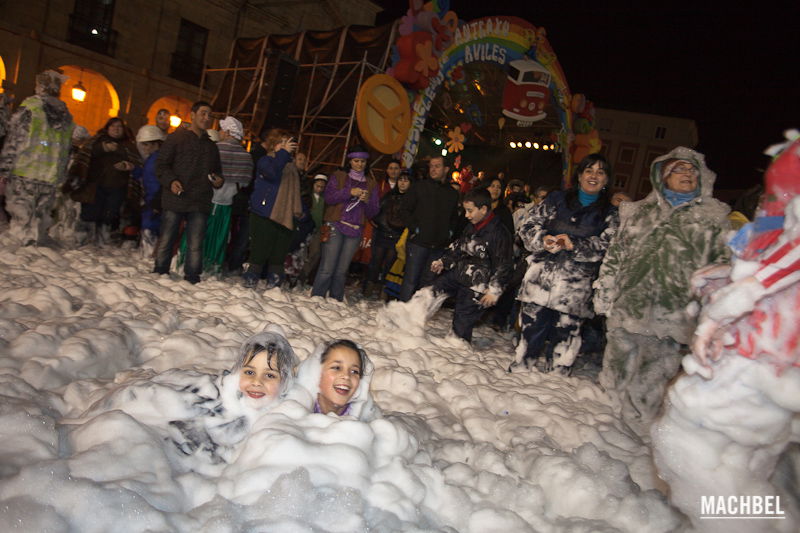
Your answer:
[290,339,381,421]
[164,326,300,467]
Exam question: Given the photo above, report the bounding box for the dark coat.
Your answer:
[156,127,222,214]
[372,186,410,240]
[401,177,460,249]
[441,213,513,297]
[518,190,619,318]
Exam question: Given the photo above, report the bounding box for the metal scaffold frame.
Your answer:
[203,22,398,173]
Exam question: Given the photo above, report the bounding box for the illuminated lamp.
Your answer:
[169,114,182,128]
[533,142,540,149]
[542,145,549,151]
[509,141,516,148]
[433,138,442,146]
[71,81,87,102]
[524,141,532,148]
[451,170,461,182]
[440,148,447,156]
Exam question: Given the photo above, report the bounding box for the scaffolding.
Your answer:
[203,22,398,173]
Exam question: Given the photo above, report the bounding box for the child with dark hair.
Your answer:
[429,188,513,342]
[291,338,381,421]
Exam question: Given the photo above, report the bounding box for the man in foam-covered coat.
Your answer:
[594,147,730,423]
[0,70,73,245]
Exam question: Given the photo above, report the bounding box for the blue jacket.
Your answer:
[250,149,291,218]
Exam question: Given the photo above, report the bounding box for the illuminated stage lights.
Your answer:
[506,141,559,151]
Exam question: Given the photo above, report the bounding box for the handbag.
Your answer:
[320,223,332,243]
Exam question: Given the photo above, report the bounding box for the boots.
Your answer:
[264,272,282,290]
[242,263,260,289]
[97,224,111,245]
[361,281,379,299]
[141,229,157,259]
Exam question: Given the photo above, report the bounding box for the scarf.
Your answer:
[663,188,698,207]
[578,190,599,206]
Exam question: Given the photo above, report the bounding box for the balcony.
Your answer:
[67,13,117,56]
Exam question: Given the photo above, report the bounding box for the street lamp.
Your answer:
[71,81,87,102]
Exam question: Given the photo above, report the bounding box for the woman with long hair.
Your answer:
[509,153,619,375]
[69,117,141,244]
[311,145,380,301]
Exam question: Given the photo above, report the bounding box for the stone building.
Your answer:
[595,107,698,199]
[0,0,380,134]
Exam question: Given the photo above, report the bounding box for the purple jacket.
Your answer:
[324,171,380,238]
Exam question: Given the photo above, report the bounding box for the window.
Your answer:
[655,126,667,139]
[67,0,117,56]
[618,146,635,164]
[170,18,208,86]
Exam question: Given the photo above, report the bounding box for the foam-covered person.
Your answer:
[290,339,381,421]
[510,154,619,375]
[79,326,299,472]
[0,69,74,245]
[594,147,730,424]
[429,188,513,343]
[653,132,800,531]
[165,327,300,467]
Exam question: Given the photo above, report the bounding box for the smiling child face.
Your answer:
[238,350,281,408]
[317,345,362,415]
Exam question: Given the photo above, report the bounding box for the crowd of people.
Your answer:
[0,71,791,436]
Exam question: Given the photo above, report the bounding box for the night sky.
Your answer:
[374,1,799,189]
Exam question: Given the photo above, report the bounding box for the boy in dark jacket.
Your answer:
[430,188,513,342]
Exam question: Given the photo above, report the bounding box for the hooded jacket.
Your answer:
[166,326,300,469]
[517,189,619,318]
[0,95,73,185]
[79,326,299,474]
[593,147,730,343]
[288,341,381,422]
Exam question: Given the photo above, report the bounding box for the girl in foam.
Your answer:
[76,325,300,472]
[290,339,381,421]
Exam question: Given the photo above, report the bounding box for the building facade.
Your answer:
[0,0,380,135]
[595,107,698,199]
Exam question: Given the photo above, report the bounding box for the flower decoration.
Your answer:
[431,17,453,51]
[446,126,465,153]
[414,39,438,78]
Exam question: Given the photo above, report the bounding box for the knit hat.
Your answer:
[219,116,244,140]
[136,125,166,143]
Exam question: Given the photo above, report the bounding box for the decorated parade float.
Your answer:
[207,0,600,188]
